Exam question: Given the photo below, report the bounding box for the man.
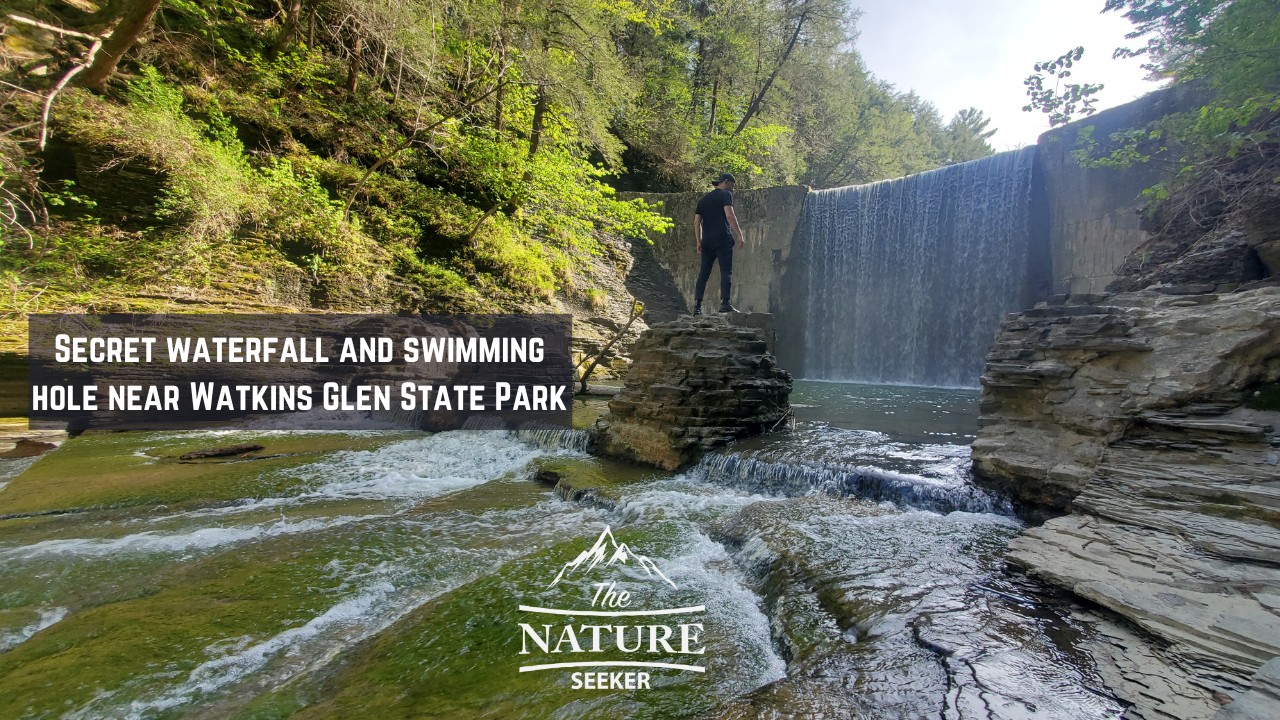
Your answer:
[692,172,745,314]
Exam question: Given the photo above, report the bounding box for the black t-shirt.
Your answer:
[695,188,734,247]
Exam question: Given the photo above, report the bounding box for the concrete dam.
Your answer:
[625,87,1195,386]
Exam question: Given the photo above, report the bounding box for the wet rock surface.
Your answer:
[972,286,1280,718]
[598,314,792,470]
[705,496,1123,719]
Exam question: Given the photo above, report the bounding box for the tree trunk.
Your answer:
[733,5,809,136]
[528,86,548,158]
[708,74,719,133]
[494,75,505,131]
[494,21,507,130]
[270,0,304,57]
[491,14,506,130]
[80,0,128,32]
[76,0,164,92]
[577,301,644,394]
[346,35,362,94]
[689,35,705,121]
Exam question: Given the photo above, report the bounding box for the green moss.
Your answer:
[1200,491,1246,506]
[234,691,309,720]
[571,398,608,430]
[407,471,551,516]
[292,530,718,720]
[1197,502,1280,529]
[532,456,654,507]
[0,431,417,516]
[0,525,385,718]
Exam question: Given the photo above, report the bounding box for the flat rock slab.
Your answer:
[1216,658,1280,719]
[1008,512,1280,719]
[973,287,1280,715]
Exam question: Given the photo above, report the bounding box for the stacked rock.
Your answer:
[598,314,792,470]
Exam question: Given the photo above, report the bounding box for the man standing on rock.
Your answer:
[693,172,745,314]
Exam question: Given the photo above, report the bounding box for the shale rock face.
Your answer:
[972,286,1280,719]
[599,314,791,470]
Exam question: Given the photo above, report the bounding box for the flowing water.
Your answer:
[0,381,1122,719]
[800,148,1040,387]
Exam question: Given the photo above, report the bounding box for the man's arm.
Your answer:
[693,213,703,253]
[725,206,745,249]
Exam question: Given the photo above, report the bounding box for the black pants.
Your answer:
[695,242,733,307]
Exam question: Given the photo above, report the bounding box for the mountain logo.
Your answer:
[547,526,677,590]
[516,524,708,688]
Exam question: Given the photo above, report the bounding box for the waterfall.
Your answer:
[692,452,1011,515]
[516,423,595,453]
[800,147,1040,387]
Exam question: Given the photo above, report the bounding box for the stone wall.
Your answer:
[622,186,808,315]
[626,99,1203,323]
[1037,83,1209,295]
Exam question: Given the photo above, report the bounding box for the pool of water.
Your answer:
[0,382,1123,719]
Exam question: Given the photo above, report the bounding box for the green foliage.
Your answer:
[1071,125,1161,169]
[1022,47,1106,127]
[3,0,996,320]
[704,124,793,186]
[253,158,348,258]
[523,148,674,249]
[41,181,98,214]
[48,68,382,293]
[609,0,991,188]
[1064,0,1279,209]
[246,46,336,95]
[943,108,999,164]
[584,287,608,311]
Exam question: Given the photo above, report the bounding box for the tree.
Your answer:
[942,107,997,163]
[76,0,164,92]
[1105,0,1227,76]
[271,0,307,58]
[1051,0,1279,219]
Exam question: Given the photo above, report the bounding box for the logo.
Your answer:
[517,526,706,690]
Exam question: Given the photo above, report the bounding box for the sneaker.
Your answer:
[719,303,739,313]
[692,304,703,316]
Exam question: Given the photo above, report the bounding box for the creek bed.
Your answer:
[0,382,1123,719]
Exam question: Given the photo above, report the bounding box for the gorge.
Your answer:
[616,85,1279,719]
[2,87,1277,719]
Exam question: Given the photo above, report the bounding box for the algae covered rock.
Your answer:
[533,456,627,509]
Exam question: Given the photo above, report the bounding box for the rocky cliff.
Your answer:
[598,314,792,470]
[973,287,1280,719]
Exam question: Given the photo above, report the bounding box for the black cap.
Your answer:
[712,173,736,185]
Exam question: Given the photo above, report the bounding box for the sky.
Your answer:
[852,0,1167,149]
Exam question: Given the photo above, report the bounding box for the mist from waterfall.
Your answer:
[799,147,1039,387]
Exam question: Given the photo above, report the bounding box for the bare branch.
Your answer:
[40,36,105,150]
[6,14,101,41]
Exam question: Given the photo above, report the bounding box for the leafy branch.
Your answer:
[1022,46,1105,128]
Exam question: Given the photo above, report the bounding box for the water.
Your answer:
[800,148,1040,387]
[0,383,1122,719]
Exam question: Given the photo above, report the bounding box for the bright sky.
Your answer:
[852,0,1167,149]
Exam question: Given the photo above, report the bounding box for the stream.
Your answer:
[0,381,1124,719]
